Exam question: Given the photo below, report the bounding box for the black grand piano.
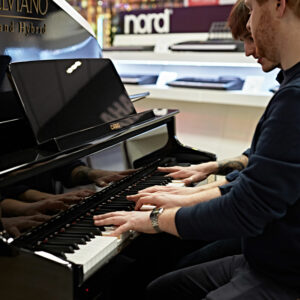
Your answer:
[0,1,216,299]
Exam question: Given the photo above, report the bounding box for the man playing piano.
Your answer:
[93,0,300,297]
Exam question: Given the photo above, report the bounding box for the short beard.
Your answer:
[254,9,279,62]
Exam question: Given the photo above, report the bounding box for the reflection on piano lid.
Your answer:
[169,39,244,52]
[120,74,158,85]
[167,76,245,90]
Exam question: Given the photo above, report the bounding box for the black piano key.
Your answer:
[64,228,95,238]
[44,240,80,250]
[36,248,66,259]
[49,236,87,245]
[55,232,92,241]
[70,225,102,235]
[38,244,75,254]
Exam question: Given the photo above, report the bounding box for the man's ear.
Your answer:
[276,0,286,17]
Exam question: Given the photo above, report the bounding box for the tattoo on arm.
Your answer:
[217,155,248,175]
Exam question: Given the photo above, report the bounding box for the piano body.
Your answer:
[0,1,216,299]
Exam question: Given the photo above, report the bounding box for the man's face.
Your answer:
[245,0,280,64]
[241,33,279,72]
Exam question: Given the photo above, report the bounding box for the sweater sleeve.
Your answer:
[176,87,300,240]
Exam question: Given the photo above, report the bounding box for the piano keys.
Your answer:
[12,164,184,282]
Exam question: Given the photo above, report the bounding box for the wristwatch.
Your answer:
[150,207,164,233]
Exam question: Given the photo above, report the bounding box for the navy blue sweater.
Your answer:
[176,62,300,289]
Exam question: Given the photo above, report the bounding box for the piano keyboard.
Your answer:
[13,161,185,282]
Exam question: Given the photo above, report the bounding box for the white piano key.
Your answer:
[65,235,119,281]
[166,181,185,187]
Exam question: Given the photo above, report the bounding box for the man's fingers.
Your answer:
[94,216,124,227]
[157,166,180,173]
[93,211,127,221]
[127,193,150,202]
[109,224,131,237]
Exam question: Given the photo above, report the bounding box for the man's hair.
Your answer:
[227,0,250,39]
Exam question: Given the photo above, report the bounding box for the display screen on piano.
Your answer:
[0,1,217,299]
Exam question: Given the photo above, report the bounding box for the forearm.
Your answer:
[193,178,228,192]
[193,161,219,175]
[158,207,180,237]
[19,189,53,202]
[185,187,221,206]
[216,154,248,175]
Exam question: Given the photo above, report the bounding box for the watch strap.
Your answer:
[150,207,164,233]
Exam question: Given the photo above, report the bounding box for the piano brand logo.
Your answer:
[110,123,121,130]
[124,9,172,34]
[0,0,48,36]
[0,0,48,16]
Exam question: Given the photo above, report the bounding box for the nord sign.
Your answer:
[124,9,172,34]
[120,6,233,34]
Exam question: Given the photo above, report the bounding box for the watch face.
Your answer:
[157,207,164,214]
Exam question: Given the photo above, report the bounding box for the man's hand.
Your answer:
[2,214,51,237]
[93,210,155,236]
[128,193,188,210]
[158,161,218,185]
[128,186,222,210]
[138,185,196,195]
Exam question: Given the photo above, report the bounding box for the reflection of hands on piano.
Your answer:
[42,189,95,204]
[1,214,51,237]
[93,210,155,237]
[87,168,137,187]
[1,198,69,217]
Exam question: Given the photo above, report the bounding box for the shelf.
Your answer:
[103,51,258,67]
[125,84,272,108]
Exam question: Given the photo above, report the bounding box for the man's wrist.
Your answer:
[158,207,180,237]
[150,207,164,233]
[195,161,218,175]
